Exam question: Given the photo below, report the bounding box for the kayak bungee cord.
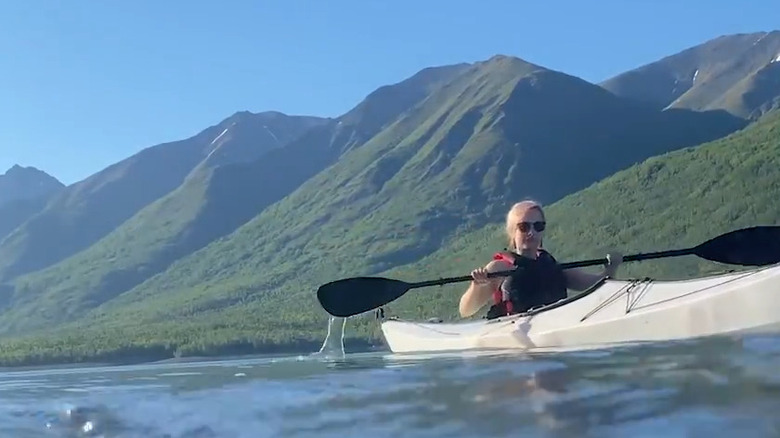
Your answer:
[579,279,646,323]
[623,267,768,314]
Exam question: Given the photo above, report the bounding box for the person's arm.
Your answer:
[564,252,623,292]
[459,260,514,317]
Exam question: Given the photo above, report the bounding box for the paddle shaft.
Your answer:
[560,247,695,269]
[406,247,696,290]
[316,225,780,318]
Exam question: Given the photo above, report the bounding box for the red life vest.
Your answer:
[490,251,517,315]
[486,249,568,318]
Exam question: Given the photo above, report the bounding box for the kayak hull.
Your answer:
[379,264,780,354]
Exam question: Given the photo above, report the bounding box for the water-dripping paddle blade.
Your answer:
[317,277,411,317]
[693,225,780,266]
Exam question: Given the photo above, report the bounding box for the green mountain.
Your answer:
[0,54,747,360]
[1,106,775,367]
[0,166,63,242]
[0,65,468,333]
[0,165,63,208]
[601,31,780,119]
[0,196,52,243]
[376,109,780,324]
[89,56,742,318]
[0,111,323,282]
[0,111,329,331]
[0,37,775,366]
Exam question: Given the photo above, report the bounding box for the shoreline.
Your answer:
[0,336,385,371]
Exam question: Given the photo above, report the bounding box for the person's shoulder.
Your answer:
[539,248,559,262]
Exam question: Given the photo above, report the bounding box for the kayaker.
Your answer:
[458,200,623,318]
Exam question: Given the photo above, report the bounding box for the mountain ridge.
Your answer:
[600,30,780,119]
[0,107,776,367]
[0,34,774,364]
[0,165,63,207]
[24,53,746,339]
[0,111,326,282]
[0,165,65,246]
[0,65,474,332]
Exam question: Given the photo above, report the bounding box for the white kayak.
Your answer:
[380,263,780,354]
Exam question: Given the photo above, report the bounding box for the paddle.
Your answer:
[316,225,780,318]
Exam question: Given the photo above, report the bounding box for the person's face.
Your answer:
[513,208,545,252]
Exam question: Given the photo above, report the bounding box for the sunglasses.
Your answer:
[517,221,546,233]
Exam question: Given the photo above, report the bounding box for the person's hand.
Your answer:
[471,267,490,284]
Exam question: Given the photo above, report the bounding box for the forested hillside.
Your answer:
[0,33,777,367]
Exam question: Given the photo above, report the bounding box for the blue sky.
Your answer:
[1,0,778,185]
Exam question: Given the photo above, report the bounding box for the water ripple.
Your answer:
[0,333,778,437]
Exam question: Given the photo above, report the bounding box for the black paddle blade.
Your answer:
[694,225,780,266]
[316,277,411,317]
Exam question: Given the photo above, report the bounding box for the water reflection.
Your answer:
[1,332,780,437]
[280,334,780,437]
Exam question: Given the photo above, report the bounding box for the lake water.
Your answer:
[2,323,780,437]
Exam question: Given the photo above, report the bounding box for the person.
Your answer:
[458,200,623,319]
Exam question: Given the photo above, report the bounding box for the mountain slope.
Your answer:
[0,165,63,208]
[0,124,225,281]
[601,31,780,119]
[0,65,469,333]
[374,109,780,323]
[0,112,323,282]
[0,166,63,251]
[0,97,775,367]
[64,55,747,339]
[0,198,54,243]
[0,61,775,365]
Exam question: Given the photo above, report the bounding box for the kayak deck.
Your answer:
[380,264,780,353]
